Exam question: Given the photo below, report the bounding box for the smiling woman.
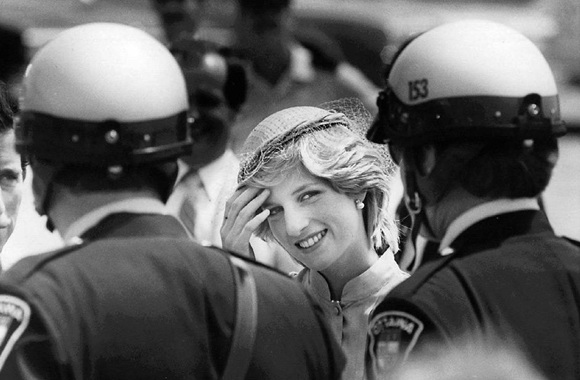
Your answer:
[221,98,409,380]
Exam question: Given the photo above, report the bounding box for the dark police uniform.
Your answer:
[366,210,580,380]
[0,212,344,379]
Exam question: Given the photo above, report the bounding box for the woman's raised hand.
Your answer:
[221,186,270,258]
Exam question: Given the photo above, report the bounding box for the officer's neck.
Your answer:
[48,185,163,239]
[424,186,493,241]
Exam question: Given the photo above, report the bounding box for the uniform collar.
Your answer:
[438,197,540,255]
[288,42,316,83]
[63,198,168,243]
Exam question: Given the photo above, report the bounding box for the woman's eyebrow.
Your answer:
[291,182,319,197]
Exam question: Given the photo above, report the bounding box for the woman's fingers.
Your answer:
[224,186,263,222]
[244,207,270,233]
[237,189,270,222]
[224,187,269,226]
[221,187,271,257]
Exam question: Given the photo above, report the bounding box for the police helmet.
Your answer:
[17,22,191,166]
[368,20,565,146]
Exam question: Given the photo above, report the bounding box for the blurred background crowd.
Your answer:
[0,0,579,267]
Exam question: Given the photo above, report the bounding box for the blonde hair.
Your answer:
[243,124,399,254]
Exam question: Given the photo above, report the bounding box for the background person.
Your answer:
[0,83,25,263]
[227,0,380,154]
[165,37,244,246]
[365,20,580,380]
[150,0,205,44]
[166,37,300,271]
[221,100,408,380]
[0,22,345,380]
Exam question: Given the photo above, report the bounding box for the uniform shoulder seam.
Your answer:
[391,254,456,296]
[10,242,88,281]
[205,246,291,278]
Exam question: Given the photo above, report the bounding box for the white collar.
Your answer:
[63,198,167,243]
[307,248,406,303]
[174,159,192,185]
[438,197,540,255]
[288,42,316,83]
[175,150,239,202]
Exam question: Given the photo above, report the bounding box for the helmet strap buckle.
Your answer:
[407,191,422,214]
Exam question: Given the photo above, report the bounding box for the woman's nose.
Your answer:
[284,207,309,237]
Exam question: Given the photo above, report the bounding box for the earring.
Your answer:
[355,199,365,210]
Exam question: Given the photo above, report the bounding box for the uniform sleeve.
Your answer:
[0,295,63,380]
[365,296,444,380]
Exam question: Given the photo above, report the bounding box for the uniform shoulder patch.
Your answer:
[367,311,424,376]
[0,295,31,369]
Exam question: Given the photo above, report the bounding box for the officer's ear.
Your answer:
[414,144,437,177]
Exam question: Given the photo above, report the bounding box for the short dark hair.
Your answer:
[0,24,27,85]
[0,81,27,176]
[440,138,558,199]
[0,81,15,134]
[50,164,176,200]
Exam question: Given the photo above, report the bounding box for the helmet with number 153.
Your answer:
[368,19,565,146]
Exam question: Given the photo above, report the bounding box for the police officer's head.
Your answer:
[17,23,191,218]
[234,0,293,64]
[368,20,564,230]
[152,0,208,44]
[170,37,247,168]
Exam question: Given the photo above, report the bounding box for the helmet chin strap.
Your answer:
[30,161,60,233]
[403,164,437,252]
[402,142,487,264]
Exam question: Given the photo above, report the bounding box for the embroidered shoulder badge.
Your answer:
[367,311,424,376]
[0,295,31,369]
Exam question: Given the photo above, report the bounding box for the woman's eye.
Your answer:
[268,207,282,217]
[300,191,319,202]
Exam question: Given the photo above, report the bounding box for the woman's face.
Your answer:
[262,168,368,272]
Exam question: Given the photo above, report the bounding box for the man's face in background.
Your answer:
[0,130,23,252]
